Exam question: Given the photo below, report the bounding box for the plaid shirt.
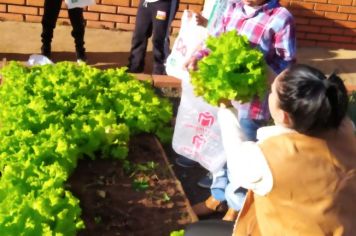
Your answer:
[197,0,296,120]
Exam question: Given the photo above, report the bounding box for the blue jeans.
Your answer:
[211,118,266,210]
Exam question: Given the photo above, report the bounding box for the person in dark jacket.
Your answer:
[41,0,87,62]
[127,0,178,75]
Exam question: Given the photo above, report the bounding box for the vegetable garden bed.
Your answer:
[0,61,195,235]
[68,134,197,236]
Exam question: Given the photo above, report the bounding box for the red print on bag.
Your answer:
[198,112,215,127]
[192,134,205,150]
[176,38,187,57]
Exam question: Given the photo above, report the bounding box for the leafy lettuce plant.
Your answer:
[0,61,173,235]
[190,30,268,106]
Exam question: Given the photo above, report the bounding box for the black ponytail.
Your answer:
[277,64,348,134]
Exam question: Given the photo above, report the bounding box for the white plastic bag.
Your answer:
[165,10,208,81]
[65,0,96,9]
[27,54,53,66]
[172,80,229,173]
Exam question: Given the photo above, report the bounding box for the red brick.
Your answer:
[310,18,332,26]
[334,20,356,29]
[152,75,181,88]
[296,31,306,39]
[306,33,330,40]
[175,11,183,20]
[297,25,321,33]
[0,4,6,12]
[0,0,25,4]
[315,41,340,48]
[314,10,326,17]
[8,5,38,15]
[26,0,44,7]
[188,4,202,12]
[328,0,352,5]
[292,9,323,18]
[171,19,181,28]
[289,1,315,10]
[0,12,23,21]
[343,28,356,35]
[354,0,356,6]
[295,17,309,25]
[100,13,128,23]
[25,14,41,22]
[102,0,129,7]
[339,6,356,14]
[305,0,327,2]
[59,10,68,18]
[180,0,203,4]
[320,26,344,34]
[279,0,290,7]
[129,15,135,24]
[350,14,356,21]
[115,22,135,31]
[84,11,99,20]
[88,4,117,13]
[315,3,338,11]
[117,6,137,15]
[325,12,349,20]
[86,20,115,29]
[178,4,188,11]
[297,39,316,47]
[131,0,140,7]
[330,35,353,42]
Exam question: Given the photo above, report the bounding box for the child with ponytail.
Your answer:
[185,64,356,236]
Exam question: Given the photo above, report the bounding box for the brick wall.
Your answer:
[0,0,355,49]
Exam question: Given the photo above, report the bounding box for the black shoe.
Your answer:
[76,49,87,63]
[197,172,213,189]
[126,65,144,73]
[153,65,167,75]
[41,44,51,58]
[175,156,199,168]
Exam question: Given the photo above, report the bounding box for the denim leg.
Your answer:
[211,168,228,201]
[225,184,247,211]
[212,118,265,208]
[238,118,265,142]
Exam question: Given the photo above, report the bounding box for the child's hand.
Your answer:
[195,13,208,27]
[184,55,199,71]
[219,99,232,108]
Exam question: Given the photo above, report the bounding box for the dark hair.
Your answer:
[277,64,348,134]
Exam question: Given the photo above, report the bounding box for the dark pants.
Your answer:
[41,0,85,51]
[184,220,234,236]
[128,0,176,74]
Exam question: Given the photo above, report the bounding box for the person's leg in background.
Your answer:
[127,0,153,73]
[192,169,228,216]
[151,0,172,75]
[164,0,179,59]
[41,0,62,58]
[68,7,86,62]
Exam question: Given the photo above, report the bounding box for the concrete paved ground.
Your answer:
[0,21,355,85]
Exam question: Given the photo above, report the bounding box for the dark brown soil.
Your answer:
[67,134,197,236]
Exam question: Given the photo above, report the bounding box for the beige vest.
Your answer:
[233,121,356,236]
